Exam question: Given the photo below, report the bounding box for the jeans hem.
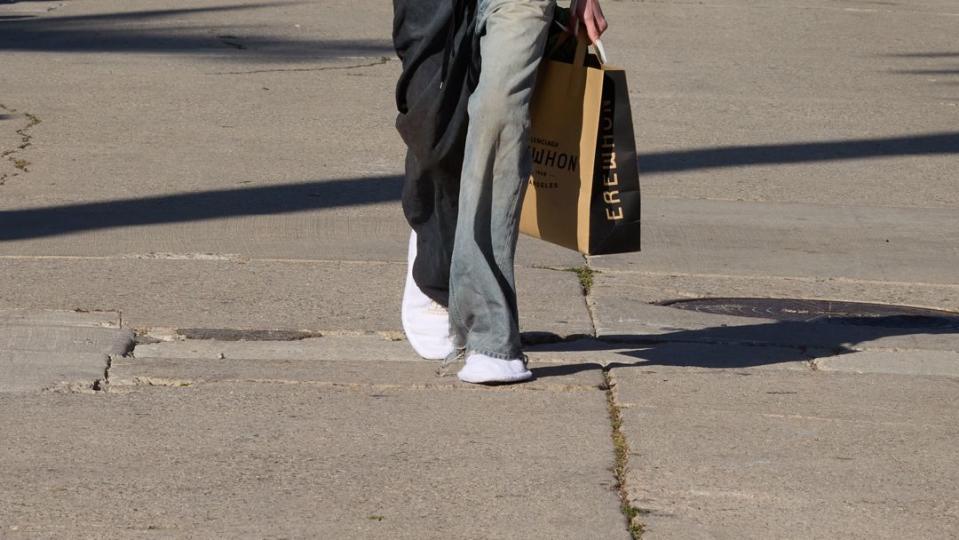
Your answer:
[465,347,523,361]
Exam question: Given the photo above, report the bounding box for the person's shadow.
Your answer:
[525,315,959,379]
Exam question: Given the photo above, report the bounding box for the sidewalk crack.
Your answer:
[0,104,41,186]
[208,57,393,76]
[92,354,113,392]
[536,259,601,337]
[603,368,646,538]
[581,258,601,338]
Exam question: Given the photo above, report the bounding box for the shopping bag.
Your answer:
[520,33,641,255]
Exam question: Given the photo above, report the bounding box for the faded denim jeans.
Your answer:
[448,0,556,360]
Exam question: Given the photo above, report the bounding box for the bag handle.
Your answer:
[573,33,589,68]
[594,39,608,65]
[550,19,609,65]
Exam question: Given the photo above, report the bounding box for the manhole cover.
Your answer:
[660,298,959,329]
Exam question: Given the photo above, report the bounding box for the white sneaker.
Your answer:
[457,353,533,384]
[402,231,455,360]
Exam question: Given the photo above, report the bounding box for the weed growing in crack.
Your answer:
[603,370,646,538]
[565,265,597,296]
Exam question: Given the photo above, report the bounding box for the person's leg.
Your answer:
[393,0,476,359]
[401,148,462,309]
[400,149,458,360]
[449,0,555,380]
[394,0,471,308]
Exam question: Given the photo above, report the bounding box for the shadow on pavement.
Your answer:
[3,132,958,241]
[892,69,959,75]
[528,316,959,378]
[884,52,959,93]
[885,51,959,74]
[0,175,403,241]
[0,3,393,60]
[640,132,959,174]
[886,52,959,58]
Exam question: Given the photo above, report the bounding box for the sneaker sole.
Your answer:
[457,369,533,384]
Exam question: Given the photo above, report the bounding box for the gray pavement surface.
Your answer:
[614,367,959,539]
[0,310,132,393]
[0,383,626,539]
[1,0,957,537]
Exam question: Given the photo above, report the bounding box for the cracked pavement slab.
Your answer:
[0,351,109,394]
[0,309,132,393]
[611,368,959,539]
[0,382,627,538]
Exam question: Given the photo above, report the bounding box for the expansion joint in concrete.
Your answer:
[602,368,645,538]
[532,260,601,337]
[581,256,600,338]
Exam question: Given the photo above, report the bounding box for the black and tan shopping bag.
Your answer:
[520,32,641,255]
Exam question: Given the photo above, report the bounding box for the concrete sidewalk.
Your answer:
[1,334,626,538]
[1,0,958,537]
[2,318,958,538]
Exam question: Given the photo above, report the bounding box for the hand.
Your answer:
[570,0,608,44]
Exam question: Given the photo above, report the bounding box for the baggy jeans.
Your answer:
[448,0,555,359]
